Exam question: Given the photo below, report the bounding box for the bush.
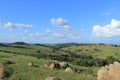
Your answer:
[105,56,117,64]
[2,67,13,79]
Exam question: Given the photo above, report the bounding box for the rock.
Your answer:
[49,63,56,69]
[97,62,120,80]
[65,67,74,73]
[44,60,55,69]
[4,59,14,64]
[59,62,69,69]
[107,62,120,80]
[44,60,60,69]
[27,62,33,67]
[54,63,60,69]
[0,64,3,80]
[97,67,109,80]
[45,77,61,80]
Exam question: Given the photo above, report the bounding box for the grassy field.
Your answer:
[0,52,97,80]
[0,43,120,80]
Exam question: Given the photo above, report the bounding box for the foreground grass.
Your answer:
[0,52,97,80]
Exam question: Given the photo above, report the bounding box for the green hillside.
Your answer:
[0,42,120,80]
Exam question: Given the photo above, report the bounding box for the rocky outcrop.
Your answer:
[97,62,120,80]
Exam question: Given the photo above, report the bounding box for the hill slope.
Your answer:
[0,43,120,80]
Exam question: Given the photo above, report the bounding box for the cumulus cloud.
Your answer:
[49,18,88,41]
[51,18,71,32]
[8,18,91,43]
[4,22,15,28]
[0,22,33,29]
[93,19,120,37]
[51,18,69,26]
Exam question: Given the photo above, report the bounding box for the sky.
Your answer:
[0,0,120,44]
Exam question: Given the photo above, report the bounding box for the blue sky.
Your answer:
[0,0,120,44]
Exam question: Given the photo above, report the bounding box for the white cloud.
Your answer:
[4,22,15,28]
[46,29,51,33]
[51,18,69,26]
[0,22,2,27]
[15,24,33,28]
[49,18,88,41]
[7,18,91,43]
[0,22,33,29]
[62,25,71,32]
[93,19,120,37]
[51,18,71,32]
[53,33,62,37]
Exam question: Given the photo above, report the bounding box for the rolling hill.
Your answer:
[0,42,120,80]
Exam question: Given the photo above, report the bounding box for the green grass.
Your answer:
[1,44,120,60]
[0,52,98,80]
[60,44,120,59]
[0,43,120,80]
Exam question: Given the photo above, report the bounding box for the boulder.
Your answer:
[59,62,69,69]
[0,64,3,80]
[97,62,120,80]
[44,60,56,69]
[44,60,60,69]
[54,63,60,69]
[107,62,120,80]
[49,63,56,69]
[27,62,33,67]
[97,67,109,80]
[65,67,74,73]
